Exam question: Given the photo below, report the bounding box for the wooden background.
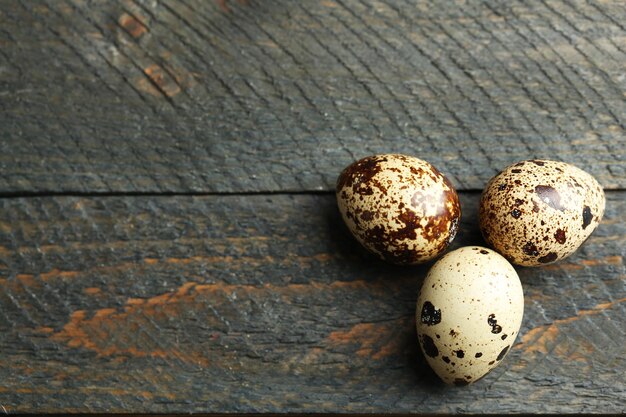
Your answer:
[0,0,624,413]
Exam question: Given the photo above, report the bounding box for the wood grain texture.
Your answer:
[0,192,624,413]
[1,0,625,193]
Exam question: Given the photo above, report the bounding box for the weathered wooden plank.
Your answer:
[0,192,624,413]
[0,0,624,193]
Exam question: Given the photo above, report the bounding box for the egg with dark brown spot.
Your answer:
[479,159,605,266]
[336,154,461,265]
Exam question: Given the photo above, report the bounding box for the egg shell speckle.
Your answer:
[336,154,461,265]
[479,159,605,266]
[416,246,524,386]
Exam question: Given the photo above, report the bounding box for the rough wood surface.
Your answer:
[1,0,625,414]
[1,0,625,193]
[0,192,624,413]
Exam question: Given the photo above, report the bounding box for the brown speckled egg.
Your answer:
[479,159,605,266]
[336,154,461,265]
[416,246,524,386]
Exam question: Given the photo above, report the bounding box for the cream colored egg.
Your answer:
[479,159,605,266]
[416,246,524,385]
[336,154,461,265]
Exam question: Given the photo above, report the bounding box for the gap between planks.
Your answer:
[0,189,624,199]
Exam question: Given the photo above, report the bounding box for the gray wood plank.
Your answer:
[0,192,624,413]
[1,0,624,193]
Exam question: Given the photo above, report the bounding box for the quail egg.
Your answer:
[479,159,605,266]
[416,246,524,385]
[336,154,461,265]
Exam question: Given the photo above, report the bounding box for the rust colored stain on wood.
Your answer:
[118,12,147,38]
[39,268,80,281]
[49,280,386,364]
[326,318,412,360]
[51,307,178,361]
[35,327,54,334]
[540,255,622,271]
[327,323,382,358]
[518,297,626,356]
[541,262,585,272]
[15,273,35,283]
[580,255,623,267]
[216,0,248,13]
[143,64,181,97]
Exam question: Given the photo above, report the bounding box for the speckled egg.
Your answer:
[416,246,524,386]
[336,154,461,265]
[479,159,605,266]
